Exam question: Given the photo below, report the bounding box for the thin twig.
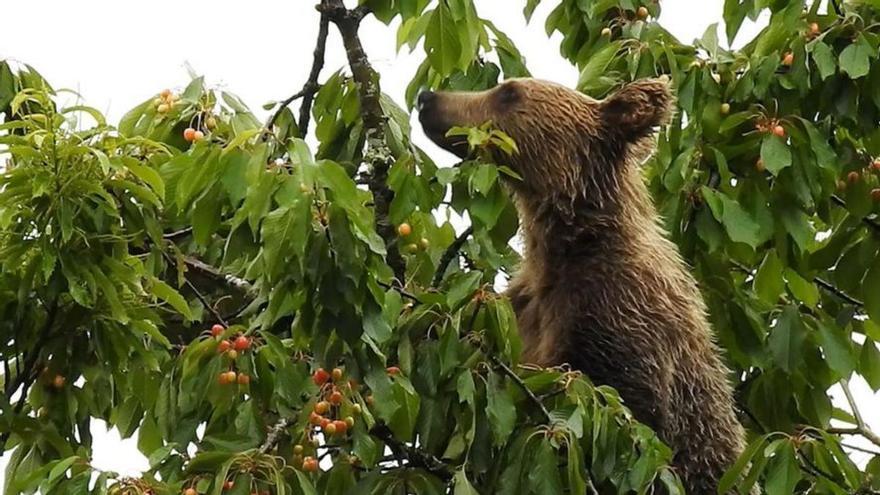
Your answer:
[489,354,554,424]
[163,227,193,241]
[377,280,421,304]
[162,252,228,327]
[431,226,474,288]
[730,260,862,308]
[831,195,880,234]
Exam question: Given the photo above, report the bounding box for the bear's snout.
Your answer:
[417,91,436,111]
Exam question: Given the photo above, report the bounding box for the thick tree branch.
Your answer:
[297,13,330,134]
[258,417,294,454]
[183,256,254,294]
[320,0,406,285]
[431,226,474,288]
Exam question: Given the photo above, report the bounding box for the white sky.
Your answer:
[1,0,878,487]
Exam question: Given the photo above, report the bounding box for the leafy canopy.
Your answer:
[3,0,880,494]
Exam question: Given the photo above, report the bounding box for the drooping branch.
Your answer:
[0,301,59,450]
[319,0,406,285]
[431,226,474,288]
[489,354,554,424]
[162,252,230,327]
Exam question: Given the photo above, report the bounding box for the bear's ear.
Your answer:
[600,78,673,140]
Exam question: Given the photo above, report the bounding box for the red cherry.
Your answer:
[333,420,348,434]
[233,336,250,352]
[329,391,343,406]
[313,368,330,386]
[211,324,224,337]
[183,127,196,142]
[218,340,231,353]
[386,366,401,376]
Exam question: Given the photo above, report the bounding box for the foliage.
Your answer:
[2,0,880,494]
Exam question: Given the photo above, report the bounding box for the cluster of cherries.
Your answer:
[840,159,880,202]
[294,367,363,473]
[155,88,179,114]
[210,324,253,385]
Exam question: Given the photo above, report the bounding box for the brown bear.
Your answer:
[417,78,747,494]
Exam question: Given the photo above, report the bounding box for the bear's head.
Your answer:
[418,78,672,217]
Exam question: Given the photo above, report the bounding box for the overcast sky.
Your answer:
[1,0,877,486]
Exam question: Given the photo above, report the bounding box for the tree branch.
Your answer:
[162,252,229,327]
[369,424,454,481]
[489,354,554,424]
[183,256,254,294]
[297,12,330,135]
[730,260,862,308]
[431,226,474,288]
[834,379,880,448]
[264,10,329,138]
[320,0,406,285]
[258,417,294,455]
[831,195,880,234]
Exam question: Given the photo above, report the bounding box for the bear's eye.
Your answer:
[497,84,519,106]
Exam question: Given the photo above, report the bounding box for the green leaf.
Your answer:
[811,41,836,80]
[817,321,855,378]
[865,257,880,324]
[425,5,463,77]
[701,188,762,248]
[453,470,479,495]
[149,278,193,321]
[839,36,873,79]
[718,435,767,494]
[754,250,785,305]
[784,268,819,309]
[486,371,516,447]
[760,134,792,176]
[769,305,805,374]
[861,340,880,391]
[764,441,801,495]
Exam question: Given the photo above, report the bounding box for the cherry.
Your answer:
[397,223,412,237]
[329,391,343,406]
[314,401,330,414]
[233,336,250,352]
[386,366,401,376]
[211,324,224,337]
[772,125,785,138]
[313,368,330,386]
[782,52,794,66]
[183,128,197,142]
[331,368,344,381]
[218,340,231,353]
[237,373,250,385]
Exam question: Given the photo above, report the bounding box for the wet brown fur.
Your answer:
[418,78,747,494]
